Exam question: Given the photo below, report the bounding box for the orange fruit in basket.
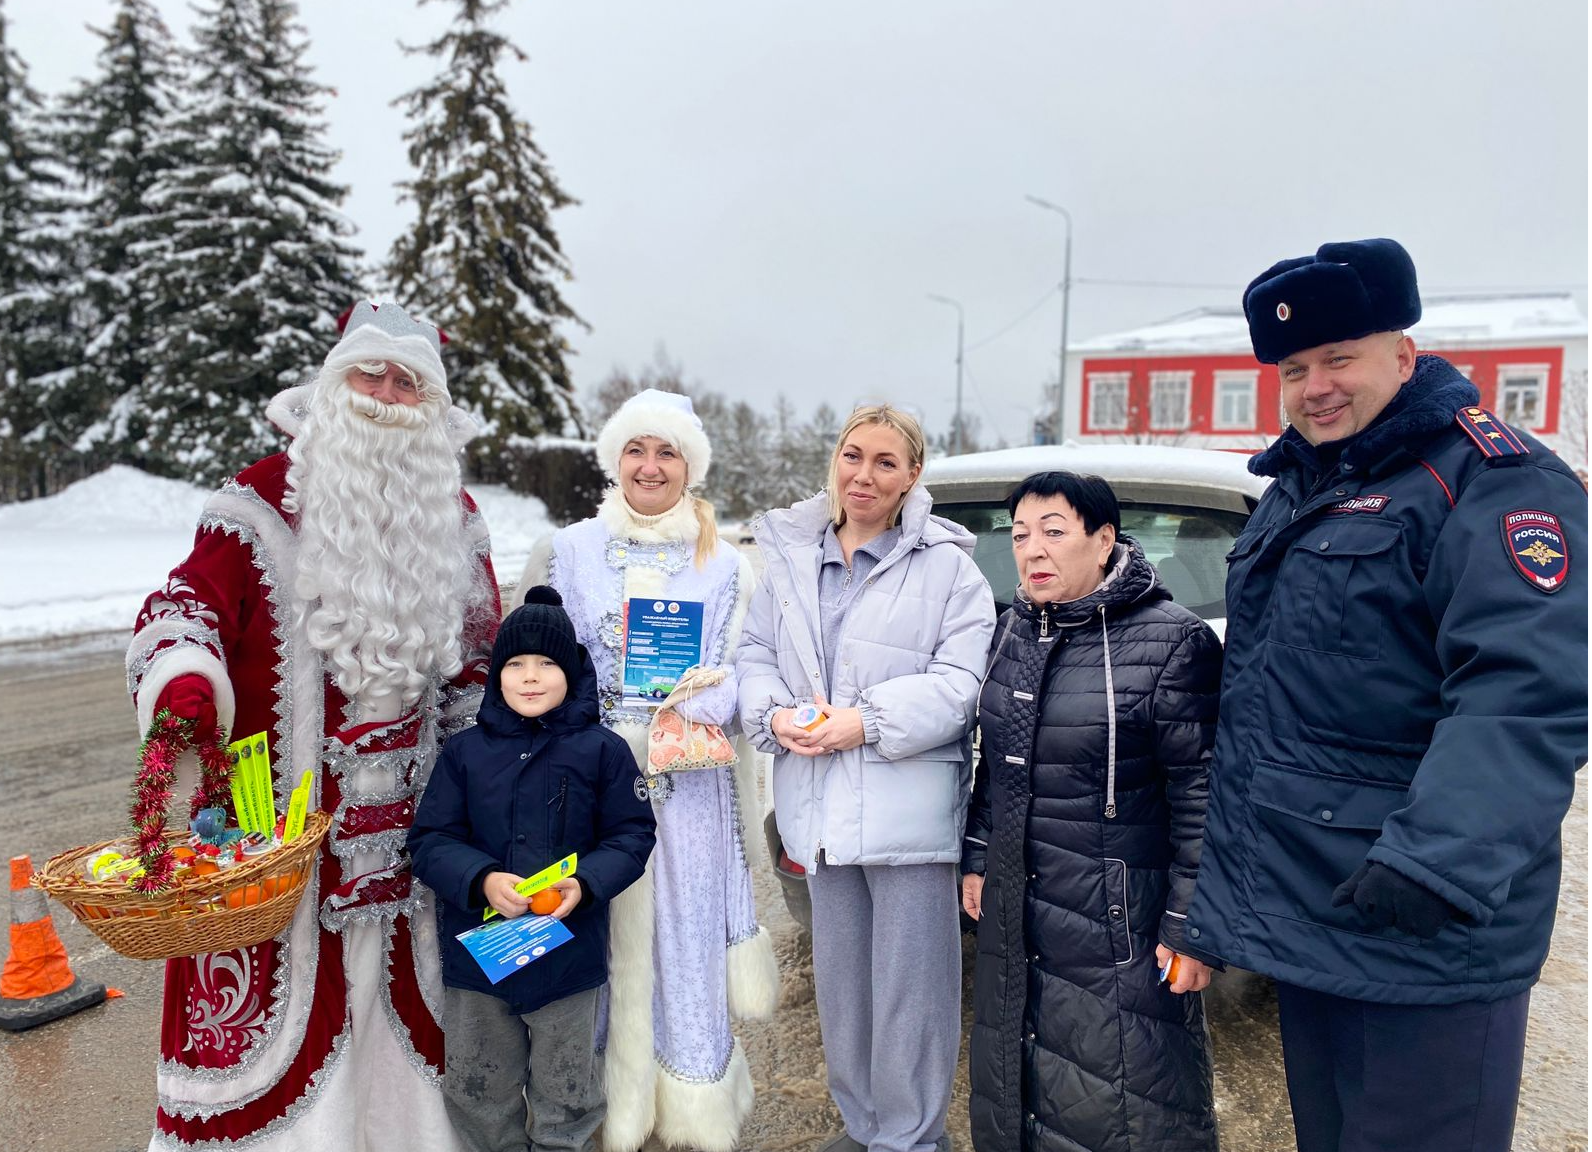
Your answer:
[224,884,264,910]
[529,888,562,916]
[190,859,220,877]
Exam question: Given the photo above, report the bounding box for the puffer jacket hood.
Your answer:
[754,485,978,563]
[1005,538,1172,823]
[477,638,600,739]
[1009,537,1168,631]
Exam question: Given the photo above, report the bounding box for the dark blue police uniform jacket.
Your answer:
[1187,355,1587,1005]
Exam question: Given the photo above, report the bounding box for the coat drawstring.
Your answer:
[1100,606,1118,819]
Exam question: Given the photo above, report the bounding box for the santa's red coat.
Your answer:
[129,452,498,1151]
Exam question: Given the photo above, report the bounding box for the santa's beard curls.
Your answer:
[284,372,479,712]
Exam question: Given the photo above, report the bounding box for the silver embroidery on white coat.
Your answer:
[407,882,446,1025]
[155,1027,351,1139]
[656,1045,735,1086]
[605,534,690,576]
[376,915,446,1085]
[320,888,426,933]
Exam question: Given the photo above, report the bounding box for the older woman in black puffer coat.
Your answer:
[961,471,1223,1152]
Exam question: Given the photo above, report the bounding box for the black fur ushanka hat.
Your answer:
[1243,238,1421,364]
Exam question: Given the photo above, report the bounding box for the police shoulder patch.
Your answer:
[1501,509,1569,593]
[1456,407,1530,458]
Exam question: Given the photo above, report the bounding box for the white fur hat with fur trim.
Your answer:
[322,300,450,402]
[595,389,712,488]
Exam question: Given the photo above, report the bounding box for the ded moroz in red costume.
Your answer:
[126,302,499,1151]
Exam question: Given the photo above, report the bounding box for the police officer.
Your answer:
[1186,238,1587,1152]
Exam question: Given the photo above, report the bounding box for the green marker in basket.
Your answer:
[249,733,275,833]
[227,732,276,834]
[284,771,313,843]
[228,745,257,837]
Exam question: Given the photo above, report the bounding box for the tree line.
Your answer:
[0,0,995,510]
[0,0,583,499]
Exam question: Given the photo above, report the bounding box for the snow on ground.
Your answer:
[0,466,553,644]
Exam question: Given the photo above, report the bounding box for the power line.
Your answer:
[964,285,1061,353]
[960,358,1030,447]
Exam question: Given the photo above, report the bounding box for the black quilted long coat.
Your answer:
[963,541,1222,1152]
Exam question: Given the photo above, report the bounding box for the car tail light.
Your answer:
[778,849,806,877]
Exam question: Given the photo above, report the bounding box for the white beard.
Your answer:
[283,375,476,714]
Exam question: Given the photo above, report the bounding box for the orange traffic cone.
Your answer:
[0,855,107,1031]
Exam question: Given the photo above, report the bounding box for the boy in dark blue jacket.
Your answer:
[409,586,655,1152]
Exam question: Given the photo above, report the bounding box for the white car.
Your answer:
[764,444,1271,931]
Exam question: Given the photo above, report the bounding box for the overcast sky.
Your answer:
[12,0,1589,446]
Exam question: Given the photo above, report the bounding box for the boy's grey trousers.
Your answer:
[443,985,605,1152]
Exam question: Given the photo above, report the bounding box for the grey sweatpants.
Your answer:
[442,985,605,1152]
[808,858,962,1152]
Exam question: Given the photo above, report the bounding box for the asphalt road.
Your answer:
[0,636,1585,1151]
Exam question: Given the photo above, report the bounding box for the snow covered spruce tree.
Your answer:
[388,0,584,476]
[45,0,186,476]
[0,0,82,500]
[135,0,361,485]
[765,394,815,508]
[705,399,772,520]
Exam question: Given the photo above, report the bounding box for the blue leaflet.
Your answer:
[455,914,574,983]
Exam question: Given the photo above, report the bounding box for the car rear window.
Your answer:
[933,500,1249,621]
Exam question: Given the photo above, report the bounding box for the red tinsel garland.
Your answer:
[129,710,235,894]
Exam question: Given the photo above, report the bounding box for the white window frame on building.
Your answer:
[1212,370,1258,431]
[1149,370,1192,430]
[1088,372,1130,430]
[1498,364,1549,429]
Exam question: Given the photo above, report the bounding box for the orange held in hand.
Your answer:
[529,888,561,916]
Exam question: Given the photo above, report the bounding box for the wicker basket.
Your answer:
[33,811,331,961]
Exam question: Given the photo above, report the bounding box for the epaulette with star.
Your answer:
[1455,406,1530,459]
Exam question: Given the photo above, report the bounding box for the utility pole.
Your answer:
[1025,195,1072,445]
[927,294,966,455]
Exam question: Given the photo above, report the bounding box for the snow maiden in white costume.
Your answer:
[512,389,778,1152]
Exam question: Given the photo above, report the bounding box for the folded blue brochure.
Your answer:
[456,914,574,983]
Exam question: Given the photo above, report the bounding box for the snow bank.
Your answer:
[0,467,554,644]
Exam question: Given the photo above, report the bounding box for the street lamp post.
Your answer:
[1025,195,1072,445]
[927,293,966,456]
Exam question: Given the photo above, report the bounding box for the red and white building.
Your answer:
[1060,294,1587,466]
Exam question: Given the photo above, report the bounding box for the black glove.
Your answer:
[1330,862,1458,940]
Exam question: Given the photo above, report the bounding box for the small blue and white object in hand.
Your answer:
[793,703,829,732]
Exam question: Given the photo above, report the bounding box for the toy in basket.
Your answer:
[32,710,329,962]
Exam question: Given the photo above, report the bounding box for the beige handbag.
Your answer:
[645,666,739,776]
